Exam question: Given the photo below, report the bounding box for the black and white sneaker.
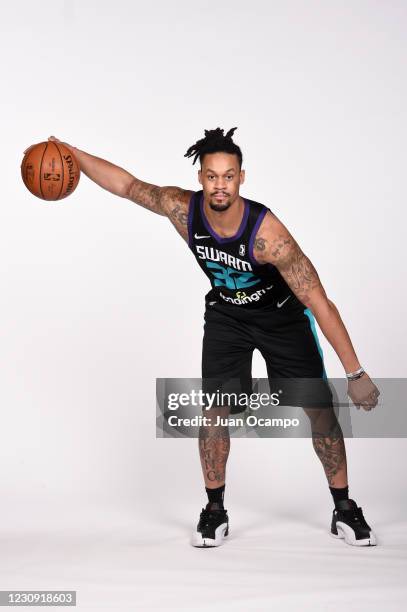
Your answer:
[191,503,229,547]
[331,499,377,546]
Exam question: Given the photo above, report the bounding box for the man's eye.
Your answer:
[227,175,233,180]
[207,175,214,179]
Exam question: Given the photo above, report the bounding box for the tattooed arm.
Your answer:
[253,211,364,376]
[125,179,192,241]
[254,213,379,410]
[112,171,192,241]
[46,137,192,241]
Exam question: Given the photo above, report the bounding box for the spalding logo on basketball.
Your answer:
[21,141,80,200]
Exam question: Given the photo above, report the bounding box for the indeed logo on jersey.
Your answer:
[195,245,260,290]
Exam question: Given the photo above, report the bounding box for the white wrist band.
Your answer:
[346,367,365,380]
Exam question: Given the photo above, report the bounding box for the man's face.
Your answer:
[198,152,245,212]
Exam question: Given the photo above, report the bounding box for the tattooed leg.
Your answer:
[304,408,348,487]
[198,405,231,488]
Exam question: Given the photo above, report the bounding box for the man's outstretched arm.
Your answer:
[47,136,192,239]
[253,211,380,409]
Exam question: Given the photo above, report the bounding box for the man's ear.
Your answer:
[240,169,245,185]
[198,169,202,185]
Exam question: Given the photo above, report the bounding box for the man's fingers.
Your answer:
[24,136,59,155]
[348,377,380,412]
[361,398,377,411]
[369,391,379,405]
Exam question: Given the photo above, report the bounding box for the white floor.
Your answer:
[1,499,406,612]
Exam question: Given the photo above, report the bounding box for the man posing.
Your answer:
[47,128,379,548]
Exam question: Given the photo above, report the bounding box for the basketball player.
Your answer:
[47,129,380,548]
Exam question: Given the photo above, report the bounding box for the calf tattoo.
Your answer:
[199,417,230,484]
[311,420,346,486]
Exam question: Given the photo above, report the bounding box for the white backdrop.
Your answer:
[1,1,406,610]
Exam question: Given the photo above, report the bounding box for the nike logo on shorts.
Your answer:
[277,295,291,308]
[194,233,211,239]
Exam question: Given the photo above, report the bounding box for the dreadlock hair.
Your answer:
[184,127,243,168]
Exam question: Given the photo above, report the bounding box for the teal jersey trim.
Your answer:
[303,308,328,380]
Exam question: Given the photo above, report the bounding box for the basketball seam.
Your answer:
[21,159,29,189]
[39,142,48,200]
[55,143,64,200]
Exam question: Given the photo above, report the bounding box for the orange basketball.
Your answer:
[21,141,80,200]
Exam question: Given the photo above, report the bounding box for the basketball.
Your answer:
[21,141,80,200]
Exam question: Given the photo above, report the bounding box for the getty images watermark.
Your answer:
[157,378,407,439]
[164,388,300,429]
[161,389,300,431]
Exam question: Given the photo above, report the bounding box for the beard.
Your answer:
[209,192,232,212]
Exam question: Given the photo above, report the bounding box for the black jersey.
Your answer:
[187,190,303,310]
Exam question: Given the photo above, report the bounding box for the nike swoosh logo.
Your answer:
[194,233,211,239]
[277,295,291,308]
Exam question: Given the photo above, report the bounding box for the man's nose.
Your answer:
[214,178,226,189]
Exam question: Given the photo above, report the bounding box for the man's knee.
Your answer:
[304,407,342,438]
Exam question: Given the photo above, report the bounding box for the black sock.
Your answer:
[329,485,349,507]
[205,484,225,509]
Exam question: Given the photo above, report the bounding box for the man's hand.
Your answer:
[31,137,141,200]
[347,373,380,411]
[47,135,78,155]
[23,136,77,156]
[37,138,193,241]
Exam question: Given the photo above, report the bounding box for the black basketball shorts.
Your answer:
[201,300,334,415]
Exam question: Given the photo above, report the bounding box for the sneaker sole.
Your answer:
[331,521,377,546]
[191,523,229,548]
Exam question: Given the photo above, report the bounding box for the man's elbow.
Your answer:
[302,287,334,313]
[123,177,137,200]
